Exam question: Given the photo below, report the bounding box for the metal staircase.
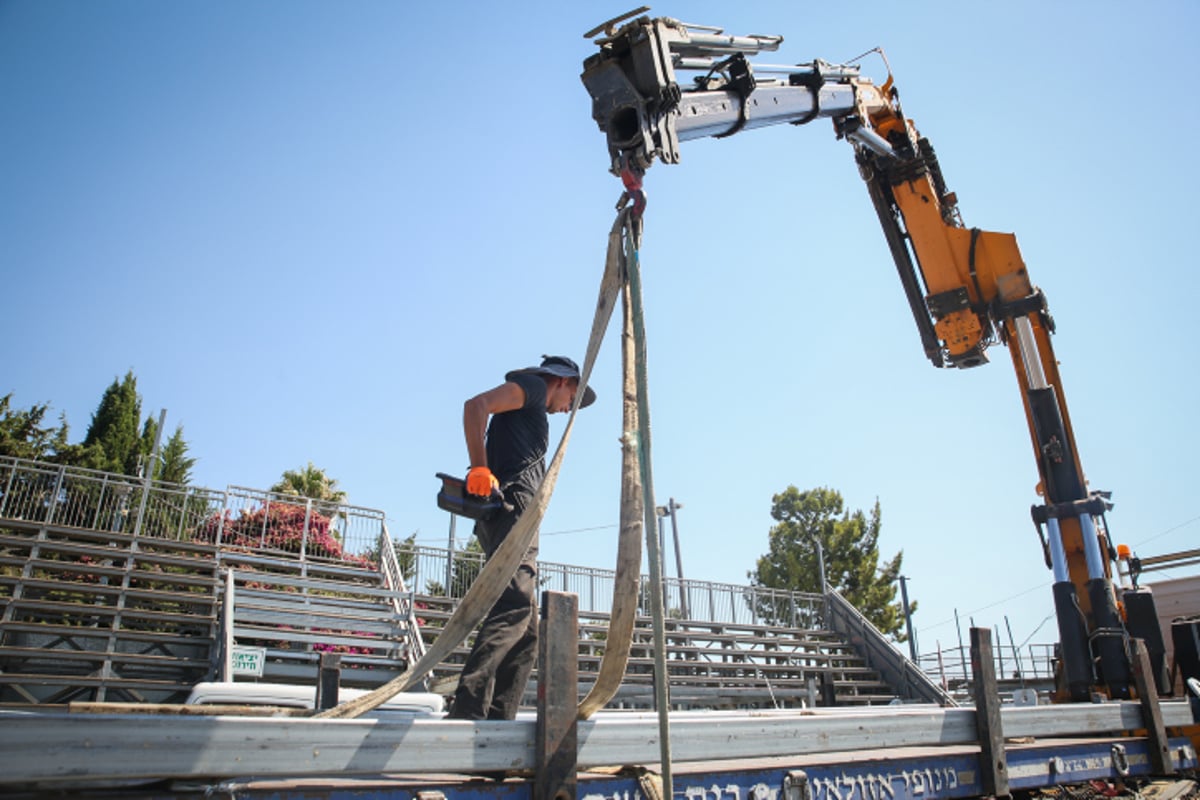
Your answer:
[0,522,219,703]
[214,551,420,688]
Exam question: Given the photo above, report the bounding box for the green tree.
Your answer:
[750,486,911,639]
[81,371,146,474]
[270,462,349,533]
[156,425,195,484]
[0,394,70,460]
[271,462,347,505]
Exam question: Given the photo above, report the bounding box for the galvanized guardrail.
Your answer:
[0,456,382,564]
[398,542,826,625]
[1,455,1056,677]
[825,588,957,706]
[917,641,1058,688]
[0,456,826,628]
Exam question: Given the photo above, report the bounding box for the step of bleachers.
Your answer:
[220,552,411,688]
[0,456,912,711]
[0,522,218,703]
[1,520,903,710]
[0,525,420,702]
[412,594,899,709]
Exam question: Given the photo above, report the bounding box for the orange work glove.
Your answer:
[466,466,499,497]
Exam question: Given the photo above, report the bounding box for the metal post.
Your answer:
[955,609,968,683]
[92,475,108,529]
[223,569,235,681]
[413,546,423,599]
[1005,616,1024,684]
[813,537,827,593]
[899,575,917,661]
[215,489,228,553]
[130,411,166,539]
[666,498,688,619]
[300,498,312,563]
[656,512,668,612]
[259,497,270,549]
[176,487,189,540]
[145,409,167,482]
[994,625,1005,679]
[45,464,66,526]
[445,514,456,594]
[0,457,14,517]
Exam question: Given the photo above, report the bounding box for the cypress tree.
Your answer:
[82,371,143,475]
[157,425,196,484]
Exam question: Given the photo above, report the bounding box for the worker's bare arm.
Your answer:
[463,382,526,469]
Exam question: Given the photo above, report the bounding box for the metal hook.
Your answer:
[618,154,647,219]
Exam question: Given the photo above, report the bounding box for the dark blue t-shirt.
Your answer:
[485,372,548,496]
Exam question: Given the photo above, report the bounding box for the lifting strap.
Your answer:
[318,181,666,737]
[577,203,645,718]
[315,210,626,720]
[578,175,674,794]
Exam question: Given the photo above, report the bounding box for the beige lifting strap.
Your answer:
[316,208,629,720]
[577,209,645,718]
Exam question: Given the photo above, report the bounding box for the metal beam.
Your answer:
[672,84,863,143]
[2,701,1195,786]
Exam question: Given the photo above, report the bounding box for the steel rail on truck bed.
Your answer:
[1,701,1196,789]
[4,736,1198,800]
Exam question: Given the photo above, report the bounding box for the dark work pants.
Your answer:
[449,500,538,720]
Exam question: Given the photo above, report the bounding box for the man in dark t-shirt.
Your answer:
[447,355,596,720]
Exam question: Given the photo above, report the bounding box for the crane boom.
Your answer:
[581,13,1167,702]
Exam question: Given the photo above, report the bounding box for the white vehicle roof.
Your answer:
[186,681,443,716]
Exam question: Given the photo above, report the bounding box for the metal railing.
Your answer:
[917,641,1058,688]
[378,524,427,664]
[397,542,826,626]
[0,456,1060,682]
[0,457,822,629]
[219,485,382,563]
[825,588,957,706]
[0,456,383,565]
[0,457,226,539]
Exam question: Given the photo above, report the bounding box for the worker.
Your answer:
[447,355,596,720]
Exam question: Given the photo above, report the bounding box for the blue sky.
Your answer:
[3,0,1197,657]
